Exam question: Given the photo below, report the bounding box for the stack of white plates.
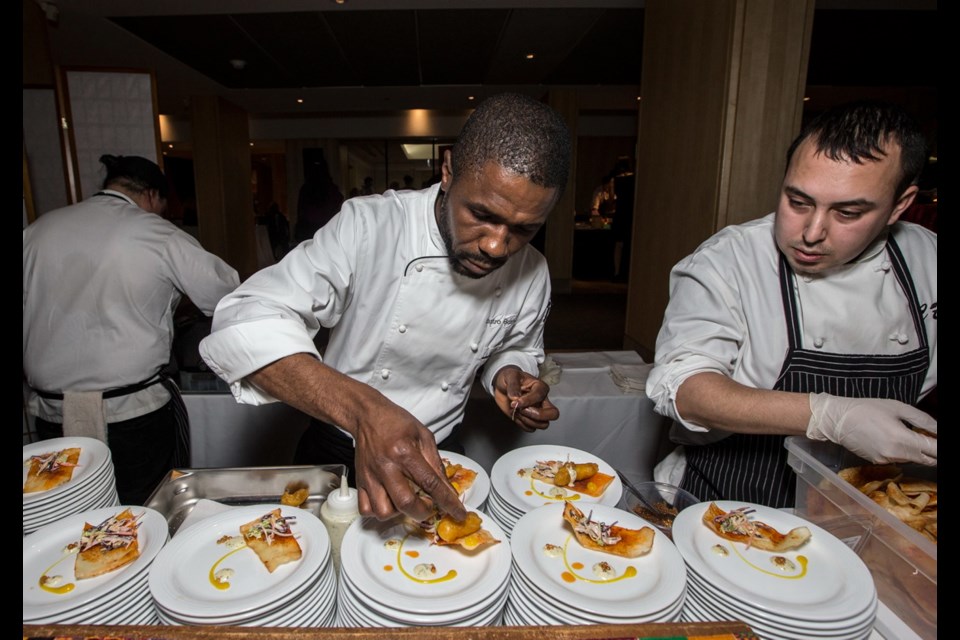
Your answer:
[674,501,877,640]
[505,502,687,626]
[149,504,336,627]
[337,514,511,627]
[23,437,120,535]
[487,445,623,537]
[439,450,491,511]
[23,506,168,625]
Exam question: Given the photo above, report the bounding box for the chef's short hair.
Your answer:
[100,154,169,199]
[452,93,571,192]
[785,101,927,200]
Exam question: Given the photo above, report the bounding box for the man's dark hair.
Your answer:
[452,93,571,192]
[100,154,169,199]
[785,101,928,199]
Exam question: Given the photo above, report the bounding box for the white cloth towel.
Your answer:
[62,390,107,442]
[539,356,563,385]
[609,363,654,394]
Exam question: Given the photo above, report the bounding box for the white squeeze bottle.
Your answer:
[320,473,360,574]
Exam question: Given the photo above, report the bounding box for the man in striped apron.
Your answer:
[646,102,937,508]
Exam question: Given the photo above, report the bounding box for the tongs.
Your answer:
[615,468,674,522]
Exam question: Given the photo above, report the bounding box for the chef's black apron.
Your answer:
[681,236,930,508]
[34,373,190,505]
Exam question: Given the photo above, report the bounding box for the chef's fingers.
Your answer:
[402,452,467,521]
[515,397,559,430]
[355,472,401,520]
[915,432,937,465]
[898,404,937,436]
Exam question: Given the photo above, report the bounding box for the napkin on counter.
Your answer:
[538,356,562,385]
[609,362,654,393]
[175,498,232,536]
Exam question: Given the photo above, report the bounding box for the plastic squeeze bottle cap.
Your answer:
[324,473,359,517]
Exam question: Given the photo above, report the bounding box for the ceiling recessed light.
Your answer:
[249,142,254,147]
[803,96,811,102]
[636,96,641,101]
[297,98,304,104]
[525,53,535,60]
[467,96,475,101]
[168,143,174,149]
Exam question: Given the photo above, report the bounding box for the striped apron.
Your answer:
[681,236,930,508]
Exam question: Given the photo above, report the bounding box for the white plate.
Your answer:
[340,513,511,616]
[685,568,876,631]
[23,506,167,620]
[509,502,686,618]
[148,504,329,618]
[673,501,876,622]
[439,450,491,511]
[684,585,876,639]
[509,559,685,623]
[490,445,623,512]
[339,559,508,625]
[23,437,111,503]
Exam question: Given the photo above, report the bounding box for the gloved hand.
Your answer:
[806,393,937,465]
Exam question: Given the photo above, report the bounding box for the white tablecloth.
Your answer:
[458,351,669,483]
[183,394,310,468]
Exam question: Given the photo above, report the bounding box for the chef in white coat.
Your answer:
[201,94,570,522]
[647,101,937,507]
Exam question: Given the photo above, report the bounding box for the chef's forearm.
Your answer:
[246,353,383,436]
[675,372,810,436]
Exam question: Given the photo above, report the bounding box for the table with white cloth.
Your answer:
[459,350,668,483]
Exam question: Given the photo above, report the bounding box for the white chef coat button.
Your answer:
[415,264,424,272]
[802,275,813,283]
[470,341,479,352]
[813,337,825,349]
[398,324,407,334]
[381,369,390,380]
[440,382,449,392]
[880,261,892,272]
[896,333,909,345]
[495,287,503,297]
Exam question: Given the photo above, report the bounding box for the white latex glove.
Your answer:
[806,393,937,465]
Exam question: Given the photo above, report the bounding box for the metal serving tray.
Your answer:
[144,464,345,537]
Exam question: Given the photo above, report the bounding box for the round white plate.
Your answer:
[439,450,491,511]
[509,502,686,618]
[685,568,876,631]
[23,506,167,620]
[673,501,876,622]
[23,437,111,504]
[490,445,623,512]
[339,513,511,616]
[148,504,329,618]
[510,558,685,623]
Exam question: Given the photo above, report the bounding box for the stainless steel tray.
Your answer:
[144,464,345,537]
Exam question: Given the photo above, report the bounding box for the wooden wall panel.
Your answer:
[544,89,578,294]
[192,95,256,278]
[624,0,814,356]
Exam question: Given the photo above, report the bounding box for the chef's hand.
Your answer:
[493,365,560,432]
[352,399,467,522]
[806,393,937,465]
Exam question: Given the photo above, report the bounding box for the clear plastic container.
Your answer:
[785,437,936,640]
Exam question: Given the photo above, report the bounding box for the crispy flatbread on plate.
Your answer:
[74,508,141,580]
[240,508,302,573]
[563,501,654,558]
[702,502,811,552]
[443,459,477,497]
[24,447,81,494]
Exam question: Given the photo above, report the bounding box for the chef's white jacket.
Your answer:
[200,184,551,443]
[23,190,240,423]
[647,213,937,443]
